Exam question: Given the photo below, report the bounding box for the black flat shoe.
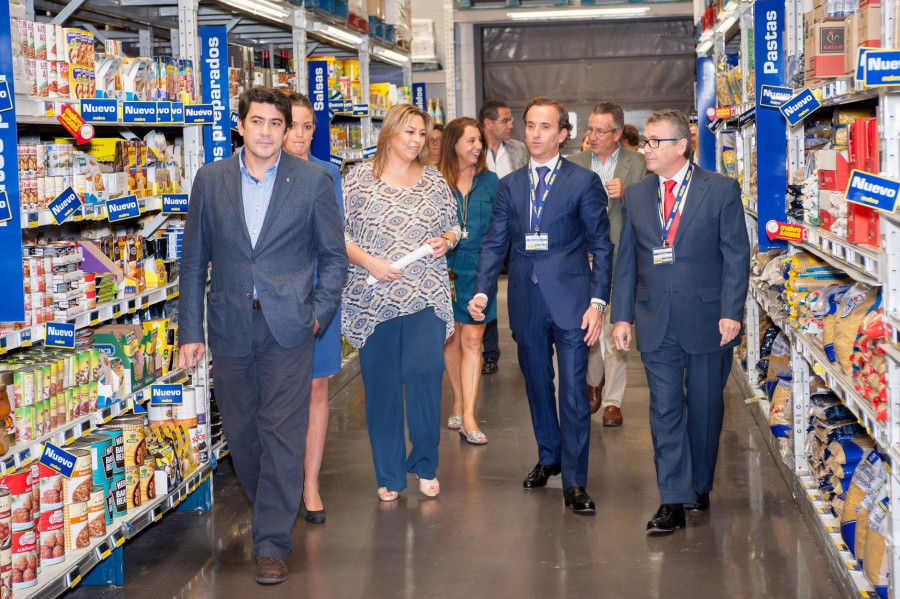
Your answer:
[482,358,499,375]
[563,487,596,515]
[685,492,710,512]
[305,508,326,524]
[646,504,685,535]
[523,462,561,488]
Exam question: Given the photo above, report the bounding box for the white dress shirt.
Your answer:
[487,142,515,179]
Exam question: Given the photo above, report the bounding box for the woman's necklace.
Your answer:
[458,171,475,240]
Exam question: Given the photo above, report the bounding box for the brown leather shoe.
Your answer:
[602,405,623,426]
[256,556,288,584]
[588,378,604,414]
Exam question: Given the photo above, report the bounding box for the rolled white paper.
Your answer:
[366,243,434,285]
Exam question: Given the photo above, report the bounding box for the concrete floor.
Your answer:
[69,284,842,599]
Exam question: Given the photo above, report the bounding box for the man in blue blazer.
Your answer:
[178,87,347,582]
[611,109,749,535]
[469,97,613,514]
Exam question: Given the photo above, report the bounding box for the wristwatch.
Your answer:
[590,302,607,314]
[441,235,455,250]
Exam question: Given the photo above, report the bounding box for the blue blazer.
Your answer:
[179,152,348,357]
[610,164,750,354]
[473,157,613,332]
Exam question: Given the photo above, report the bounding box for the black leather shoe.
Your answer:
[522,462,561,488]
[685,492,710,511]
[563,487,596,515]
[482,358,499,375]
[646,504,685,535]
[305,508,326,524]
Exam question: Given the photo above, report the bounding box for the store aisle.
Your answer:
[70,282,841,599]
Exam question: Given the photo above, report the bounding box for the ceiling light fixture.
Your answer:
[507,6,651,20]
[310,22,365,46]
[371,45,409,65]
[217,0,290,21]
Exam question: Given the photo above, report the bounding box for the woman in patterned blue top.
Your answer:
[283,93,344,525]
[342,104,460,502]
[438,118,499,446]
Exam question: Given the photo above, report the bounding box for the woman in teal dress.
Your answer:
[439,118,499,445]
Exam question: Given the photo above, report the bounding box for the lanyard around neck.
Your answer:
[657,164,693,245]
[529,159,562,234]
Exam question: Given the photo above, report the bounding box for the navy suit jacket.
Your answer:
[179,152,348,357]
[473,157,613,332]
[610,164,750,354]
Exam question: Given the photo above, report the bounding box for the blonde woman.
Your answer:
[342,104,460,501]
[438,118,499,445]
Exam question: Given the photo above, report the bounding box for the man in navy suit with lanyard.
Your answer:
[611,109,749,535]
[469,97,613,514]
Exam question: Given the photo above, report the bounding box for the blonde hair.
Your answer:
[371,103,432,178]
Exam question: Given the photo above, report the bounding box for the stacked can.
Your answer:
[0,486,12,597]
[61,448,91,552]
[2,469,37,590]
[29,462,40,574]
[71,434,114,536]
[106,415,146,510]
[94,428,126,518]
[37,464,65,568]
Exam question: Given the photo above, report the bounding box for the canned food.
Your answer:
[29,463,39,528]
[1,470,34,532]
[139,464,155,503]
[0,486,10,547]
[13,406,34,442]
[124,466,141,510]
[76,383,88,418]
[90,349,100,382]
[110,474,126,517]
[101,482,114,525]
[38,508,64,566]
[87,487,106,538]
[37,463,64,511]
[63,501,89,551]
[11,370,35,408]
[73,434,113,484]
[0,544,10,598]
[94,429,125,473]
[88,381,98,412]
[10,528,37,589]
[118,426,146,468]
[62,448,92,504]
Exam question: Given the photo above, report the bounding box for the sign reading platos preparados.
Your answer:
[845,170,900,213]
[766,220,808,242]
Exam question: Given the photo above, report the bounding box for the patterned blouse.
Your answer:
[342,163,461,348]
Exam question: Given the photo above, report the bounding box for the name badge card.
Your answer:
[525,234,548,251]
[653,246,674,265]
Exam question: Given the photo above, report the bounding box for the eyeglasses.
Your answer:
[490,118,513,125]
[638,138,680,149]
[584,127,618,137]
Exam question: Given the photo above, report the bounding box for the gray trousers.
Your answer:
[213,309,313,561]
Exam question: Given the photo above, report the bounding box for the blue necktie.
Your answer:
[531,166,549,284]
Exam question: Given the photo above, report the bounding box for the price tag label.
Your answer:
[45,322,76,348]
[162,194,189,214]
[106,195,140,222]
[122,101,158,124]
[184,104,215,124]
[40,443,79,478]
[150,384,183,405]
[80,99,118,123]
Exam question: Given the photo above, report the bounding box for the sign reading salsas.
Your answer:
[759,85,793,108]
[766,220,808,242]
[845,170,900,213]
[45,322,76,348]
[40,443,79,478]
[780,88,821,126]
[57,104,94,143]
[150,384,184,405]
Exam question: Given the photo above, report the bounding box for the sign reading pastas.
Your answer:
[40,443,78,478]
[122,101,157,123]
[45,322,76,348]
[738,107,756,127]
[861,50,900,87]
[845,170,900,213]
[48,187,83,225]
[759,85,793,108]
[106,195,140,222]
[80,99,118,123]
[162,194,189,214]
[184,104,215,124]
[779,88,821,126]
[150,384,183,405]
[765,220,808,242]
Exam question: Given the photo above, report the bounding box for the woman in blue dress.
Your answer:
[283,92,344,524]
[439,118,499,445]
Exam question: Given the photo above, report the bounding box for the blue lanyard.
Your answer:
[657,164,694,246]
[528,159,562,234]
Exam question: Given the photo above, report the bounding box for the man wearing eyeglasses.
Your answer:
[477,100,529,376]
[570,102,650,426]
[611,109,749,536]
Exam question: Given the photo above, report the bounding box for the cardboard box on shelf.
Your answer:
[91,325,162,396]
[858,5,882,46]
[367,0,384,19]
[817,149,850,191]
[847,202,880,248]
[843,13,859,75]
[849,117,879,174]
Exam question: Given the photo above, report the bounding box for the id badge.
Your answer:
[653,246,674,265]
[525,234,549,251]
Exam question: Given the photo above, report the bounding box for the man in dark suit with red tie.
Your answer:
[611,109,749,535]
[469,97,613,514]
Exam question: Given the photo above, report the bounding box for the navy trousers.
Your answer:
[482,320,500,361]
[515,279,591,489]
[640,320,733,505]
[213,309,313,561]
[358,309,446,492]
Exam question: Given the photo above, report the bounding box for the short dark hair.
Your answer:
[432,123,444,133]
[479,100,509,124]
[522,97,573,149]
[590,102,625,130]
[646,109,692,159]
[621,124,640,147]
[238,87,292,130]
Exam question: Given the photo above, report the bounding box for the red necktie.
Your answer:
[663,180,680,245]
